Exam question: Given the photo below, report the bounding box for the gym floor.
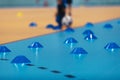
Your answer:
[0,6,120,44]
[0,6,120,80]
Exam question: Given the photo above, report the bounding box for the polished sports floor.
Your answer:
[0,6,120,80]
[0,6,120,44]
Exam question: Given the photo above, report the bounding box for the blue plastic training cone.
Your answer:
[85,22,94,27]
[52,25,61,30]
[28,42,43,48]
[29,22,37,27]
[64,37,78,44]
[65,27,75,32]
[0,46,11,53]
[104,23,113,29]
[83,29,94,35]
[84,34,97,41]
[11,55,31,64]
[46,24,54,29]
[71,47,88,54]
[104,42,120,51]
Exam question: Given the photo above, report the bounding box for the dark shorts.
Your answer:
[66,0,72,4]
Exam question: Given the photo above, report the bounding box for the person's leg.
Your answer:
[68,4,72,15]
[67,0,72,15]
[56,15,63,28]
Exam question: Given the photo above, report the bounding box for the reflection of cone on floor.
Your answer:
[17,12,23,17]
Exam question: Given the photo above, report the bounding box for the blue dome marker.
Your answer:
[104,23,113,29]
[85,22,94,27]
[0,46,11,53]
[84,34,97,41]
[46,24,61,30]
[71,47,88,55]
[46,24,54,29]
[28,42,43,48]
[83,29,94,35]
[65,27,75,32]
[11,55,31,64]
[64,37,78,44]
[104,42,120,51]
[29,22,37,27]
[52,25,61,30]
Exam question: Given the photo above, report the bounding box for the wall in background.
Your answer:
[0,0,120,8]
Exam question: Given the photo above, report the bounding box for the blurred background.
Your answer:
[0,0,120,8]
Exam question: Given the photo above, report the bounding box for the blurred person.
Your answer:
[56,0,66,29]
[36,0,40,6]
[43,0,49,7]
[62,0,73,15]
[66,0,72,15]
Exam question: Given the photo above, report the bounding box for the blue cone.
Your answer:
[104,42,120,51]
[52,25,61,30]
[28,42,43,48]
[29,22,37,27]
[11,55,31,64]
[104,23,113,29]
[64,37,78,44]
[84,34,97,40]
[85,22,94,27]
[83,29,94,35]
[71,47,88,54]
[65,27,75,32]
[46,24,54,29]
[0,46,11,53]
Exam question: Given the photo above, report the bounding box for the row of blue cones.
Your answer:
[29,19,119,29]
[46,24,75,32]
[46,22,114,29]
[85,22,113,29]
[29,21,116,29]
[0,20,119,64]
[64,37,120,51]
[0,42,119,64]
